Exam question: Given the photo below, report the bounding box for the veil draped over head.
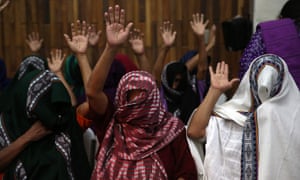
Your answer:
[92,70,184,180]
[214,54,300,179]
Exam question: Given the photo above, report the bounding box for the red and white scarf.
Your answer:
[92,71,184,180]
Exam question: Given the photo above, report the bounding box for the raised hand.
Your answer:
[129,28,145,55]
[88,24,102,46]
[104,5,133,47]
[64,20,89,54]
[190,13,209,37]
[209,61,239,92]
[160,21,176,47]
[47,49,66,74]
[0,0,10,12]
[25,32,44,53]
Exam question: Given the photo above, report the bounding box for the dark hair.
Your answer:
[280,0,300,30]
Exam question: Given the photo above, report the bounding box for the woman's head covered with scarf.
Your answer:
[0,55,49,113]
[161,61,189,93]
[92,70,184,180]
[214,54,300,179]
[161,61,200,124]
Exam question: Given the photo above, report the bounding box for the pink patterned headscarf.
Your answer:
[92,71,184,180]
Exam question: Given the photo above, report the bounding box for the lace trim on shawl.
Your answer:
[25,70,75,179]
[18,56,45,80]
[26,70,59,118]
[241,54,284,180]
[55,132,74,180]
[0,114,28,179]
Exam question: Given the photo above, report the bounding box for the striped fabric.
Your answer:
[241,54,284,180]
[204,116,244,180]
[92,71,184,180]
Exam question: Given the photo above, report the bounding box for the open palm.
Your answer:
[129,29,145,54]
[209,61,239,92]
[160,21,176,47]
[64,20,89,54]
[105,5,133,47]
[47,49,66,73]
[190,13,209,37]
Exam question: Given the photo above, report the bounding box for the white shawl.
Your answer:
[207,54,300,179]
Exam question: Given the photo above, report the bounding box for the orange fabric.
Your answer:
[76,110,92,130]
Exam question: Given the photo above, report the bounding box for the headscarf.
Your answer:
[240,54,284,180]
[214,54,300,179]
[161,62,200,124]
[92,71,184,180]
[0,55,47,112]
[0,55,91,179]
[0,59,11,92]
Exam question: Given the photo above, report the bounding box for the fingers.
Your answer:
[209,66,214,77]
[47,57,52,65]
[0,0,10,12]
[216,61,221,74]
[192,13,200,24]
[215,61,227,74]
[105,5,126,28]
[230,78,240,85]
[204,19,210,27]
[64,34,71,45]
[115,4,120,23]
[160,21,173,33]
[71,22,76,37]
[27,32,39,41]
[70,20,87,37]
[76,20,81,36]
[224,63,229,76]
[120,9,125,25]
[125,22,134,33]
[108,6,114,24]
[56,49,61,60]
[104,12,110,26]
[49,49,64,61]
[130,28,144,40]
[81,20,87,36]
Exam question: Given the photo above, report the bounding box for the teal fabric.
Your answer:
[64,55,85,105]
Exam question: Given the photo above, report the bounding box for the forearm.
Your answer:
[86,43,117,114]
[196,35,207,80]
[153,45,170,84]
[87,45,100,67]
[55,72,77,106]
[187,87,222,138]
[87,44,117,93]
[184,54,199,72]
[136,53,151,73]
[0,135,31,172]
[75,53,92,92]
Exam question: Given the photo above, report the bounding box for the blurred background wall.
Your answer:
[0,0,251,82]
